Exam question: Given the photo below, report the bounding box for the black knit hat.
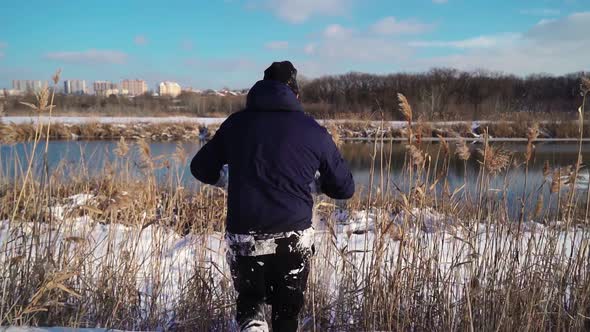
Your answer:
[263,61,299,95]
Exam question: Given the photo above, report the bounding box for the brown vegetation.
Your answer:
[4,92,246,117]
[1,72,590,331]
[3,119,590,144]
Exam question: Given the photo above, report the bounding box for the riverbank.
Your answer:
[1,116,588,143]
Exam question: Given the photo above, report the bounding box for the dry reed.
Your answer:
[2,77,590,331]
[477,144,511,175]
[455,138,471,161]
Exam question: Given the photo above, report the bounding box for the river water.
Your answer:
[2,140,589,218]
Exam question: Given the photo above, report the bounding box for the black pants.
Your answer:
[228,235,312,332]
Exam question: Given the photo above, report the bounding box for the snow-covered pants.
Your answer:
[227,232,313,332]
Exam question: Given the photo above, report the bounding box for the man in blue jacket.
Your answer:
[191,61,354,332]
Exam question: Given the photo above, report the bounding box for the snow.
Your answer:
[240,320,268,332]
[2,116,585,134]
[48,194,94,220]
[225,228,314,257]
[2,194,589,330]
[1,328,127,332]
[329,207,454,234]
[0,116,227,126]
[0,116,491,129]
[1,197,228,329]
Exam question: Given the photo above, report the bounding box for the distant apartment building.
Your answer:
[64,80,87,95]
[93,81,119,96]
[182,87,203,94]
[3,89,23,96]
[158,81,181,97]
[12,80,49,92]
[121,79,147,96]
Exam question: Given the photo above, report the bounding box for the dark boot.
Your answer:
[228,254,271,331]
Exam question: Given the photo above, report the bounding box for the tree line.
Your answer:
[3,68,587,120]
[300,69,587,120]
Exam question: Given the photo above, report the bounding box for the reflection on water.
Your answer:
[2,140,590,217]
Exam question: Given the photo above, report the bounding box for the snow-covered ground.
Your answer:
[1,116,482,129]
[1,194,588,330]
[5,117,589,142]
[0,116,479,145]
[1,328,127,332]
[0,116,227,126]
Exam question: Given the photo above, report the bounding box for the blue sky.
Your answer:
[0,0,588,90]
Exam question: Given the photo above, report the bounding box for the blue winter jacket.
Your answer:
[190,80,355,234]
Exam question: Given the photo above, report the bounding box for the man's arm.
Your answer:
[190,125,227,185]
[318,131,355,199]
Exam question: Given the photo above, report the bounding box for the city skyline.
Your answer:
[12,78,147,93]
[10,78,194,96]
[8,78,247,97]
[64,79,87,95]
[1,1,589,90]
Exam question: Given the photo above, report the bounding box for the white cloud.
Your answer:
[414,12,590,75]
[410,33,520,49]
[323,24,354,39]
[526,12,590,41]
[298,12,589,78]
[44,50,128,64]
[299,18,434,75]
[304,23,412,63]
[370,17,433,35]
[302,17,433,65]
[304,43,316,55]
[261,0,352,23]
[316,38,410,61]
[520,8,561,16]
[265,41,290,50]
[419,42,588,75]
[134,35,148,46]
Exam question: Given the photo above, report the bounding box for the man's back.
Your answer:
[190,61,354,332]
[191,79,355,234]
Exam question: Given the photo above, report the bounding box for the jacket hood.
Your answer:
[246,80,303,112]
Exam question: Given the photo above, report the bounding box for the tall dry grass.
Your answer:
[1,75,590,331]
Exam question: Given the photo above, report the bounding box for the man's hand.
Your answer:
[214,164,229,188]
[309,171,322,195]
[190,122,227,185]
